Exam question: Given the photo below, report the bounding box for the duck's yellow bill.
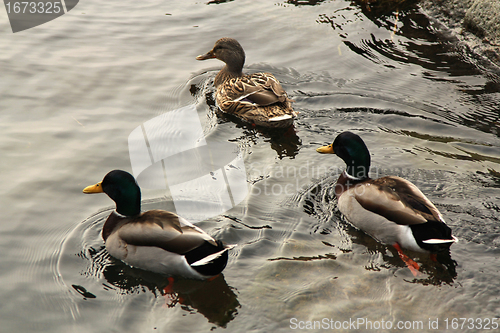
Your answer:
[83,181,103,194]
[316,144,335,154]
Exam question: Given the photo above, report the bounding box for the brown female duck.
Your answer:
[196,37,297,128]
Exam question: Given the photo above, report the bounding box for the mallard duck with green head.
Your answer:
[317,132,457,274]
[196,37,297,128]
[83,170,234,280]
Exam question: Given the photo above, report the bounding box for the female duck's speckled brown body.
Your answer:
[196,37,297,128]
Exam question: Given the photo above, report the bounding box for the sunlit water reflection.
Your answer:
[2,0,500,332]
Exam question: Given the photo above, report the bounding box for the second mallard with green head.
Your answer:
[317,132,457,274]
[196,37,297,128]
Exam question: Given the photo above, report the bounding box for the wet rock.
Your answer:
[421,0,500,67]
[464,1,500,44]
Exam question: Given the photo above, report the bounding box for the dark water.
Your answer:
[2,0,500,332]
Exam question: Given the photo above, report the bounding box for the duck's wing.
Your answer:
[224,72,288,106]
[215,73,297,127]
[353,176,444,226]
[116,210,217,255]
[216,72,296,122]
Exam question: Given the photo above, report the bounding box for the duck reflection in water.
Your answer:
[87,246,240,328]
[238,124,302,159]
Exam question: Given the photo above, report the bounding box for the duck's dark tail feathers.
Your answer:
[185,241,235,277]
[410,221,457,253]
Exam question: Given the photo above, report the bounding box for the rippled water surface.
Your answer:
[2,0,500,332]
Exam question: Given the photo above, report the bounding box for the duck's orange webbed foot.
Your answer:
[393,243,420,277]
[162,277,179,308]
[162,276,175,295]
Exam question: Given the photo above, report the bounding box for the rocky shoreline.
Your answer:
[420,0,500,68]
